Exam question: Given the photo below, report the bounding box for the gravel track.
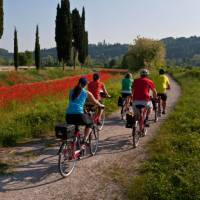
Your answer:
[0,76,181,200]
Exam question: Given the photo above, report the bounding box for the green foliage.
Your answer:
[34,25,40,70]
[14,28,18,70]
[122,37,166,71]
[18,51,33,66]
[0,75,122,146]
[0,0,3,39]
[127,68,200,200]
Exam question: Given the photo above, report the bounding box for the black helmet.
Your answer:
[93,73,100,81]
[159,69,165,75]
[125,73,133,79]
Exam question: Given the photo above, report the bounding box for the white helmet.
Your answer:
[140,69,149,76]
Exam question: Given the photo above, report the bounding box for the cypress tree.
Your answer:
[0,0,3,39]
[55,4,62,62]
[84,31,88,57]
[55,0,72,70]
[14,28,18,71]
[79,7,88,65]
[34,25,40,70]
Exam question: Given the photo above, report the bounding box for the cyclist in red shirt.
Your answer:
[88,73,110,124]
[132,69,157,126]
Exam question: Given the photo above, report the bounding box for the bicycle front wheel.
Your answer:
[58,142,76,177]
[132,121,140,148]
[89,127,99,156]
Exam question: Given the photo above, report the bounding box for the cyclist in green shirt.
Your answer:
[121,73,133,110]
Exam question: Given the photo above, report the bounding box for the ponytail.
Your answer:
[71,85,82,101]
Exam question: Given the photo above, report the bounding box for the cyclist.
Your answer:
[121,72,133,109]
[132,69,157,127]
[155,69,170,114]
[66,77,104,143]
[88,73,110,124]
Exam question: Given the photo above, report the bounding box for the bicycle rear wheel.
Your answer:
[132,121,140,148]
[58,142,76,177]
[98,110,105,131]
[89,127,99,156]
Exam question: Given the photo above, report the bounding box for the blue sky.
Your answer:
[1,0,200,52]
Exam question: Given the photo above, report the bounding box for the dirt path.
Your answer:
[0,76,181,200]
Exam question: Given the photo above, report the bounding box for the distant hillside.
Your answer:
[162,36,200,66]
[2,37,200,66]
[0,43,129,66]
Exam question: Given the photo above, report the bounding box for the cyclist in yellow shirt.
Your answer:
[155,69,170,114]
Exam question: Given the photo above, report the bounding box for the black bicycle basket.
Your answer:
[55,123,75,140]
[126,113,134,128]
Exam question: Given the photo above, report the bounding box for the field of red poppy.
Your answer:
[0,69,123,147]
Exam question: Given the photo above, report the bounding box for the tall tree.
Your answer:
[34,25,40,70]
[55,4,62,62]
[0,0,3,39]
[79,7,87,65]
[55,0,72,70]
[14,28,18,71]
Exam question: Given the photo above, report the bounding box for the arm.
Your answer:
[167,78,170,90]
[87,91,104,107]
[102,84,110,97]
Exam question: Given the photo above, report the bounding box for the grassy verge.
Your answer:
[126,68,200,199]
[0,75,122,147]
[0,67,92,86]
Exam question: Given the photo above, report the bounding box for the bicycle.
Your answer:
[85,92,110,131]
[151,97,160,122]
[55,122,99,177]
[84,103,105,131]
[121,96,132,120]
[132,105,147,148]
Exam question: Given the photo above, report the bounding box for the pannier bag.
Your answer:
[55,123,75,140]
[126,113,134,128]
[118,96,123,107]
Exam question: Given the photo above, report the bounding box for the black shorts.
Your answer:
[121,93,132,98]
[66,114,93,128]
[157,93,167,101]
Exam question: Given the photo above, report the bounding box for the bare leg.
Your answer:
[84,127,92,141]
[162,100,166,113]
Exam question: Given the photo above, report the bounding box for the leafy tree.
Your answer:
[0,0,3,39]
[14,28,18,71]
[122,37,166,71]
[34,25,40,70]
[109,59,117,68]
[55,0,72,69]
[18,51,33,66]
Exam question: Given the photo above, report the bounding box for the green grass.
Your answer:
[0,67,92,86]
[126,68,200,200]
[0,75,122,147]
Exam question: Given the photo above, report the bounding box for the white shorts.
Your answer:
[133,100,153,112]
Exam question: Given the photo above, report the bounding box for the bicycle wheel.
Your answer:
[58,142,76,177]
[132,121,140,148]
[89,127,99,156]
[154,106,158,122]
[98,110,105,131]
